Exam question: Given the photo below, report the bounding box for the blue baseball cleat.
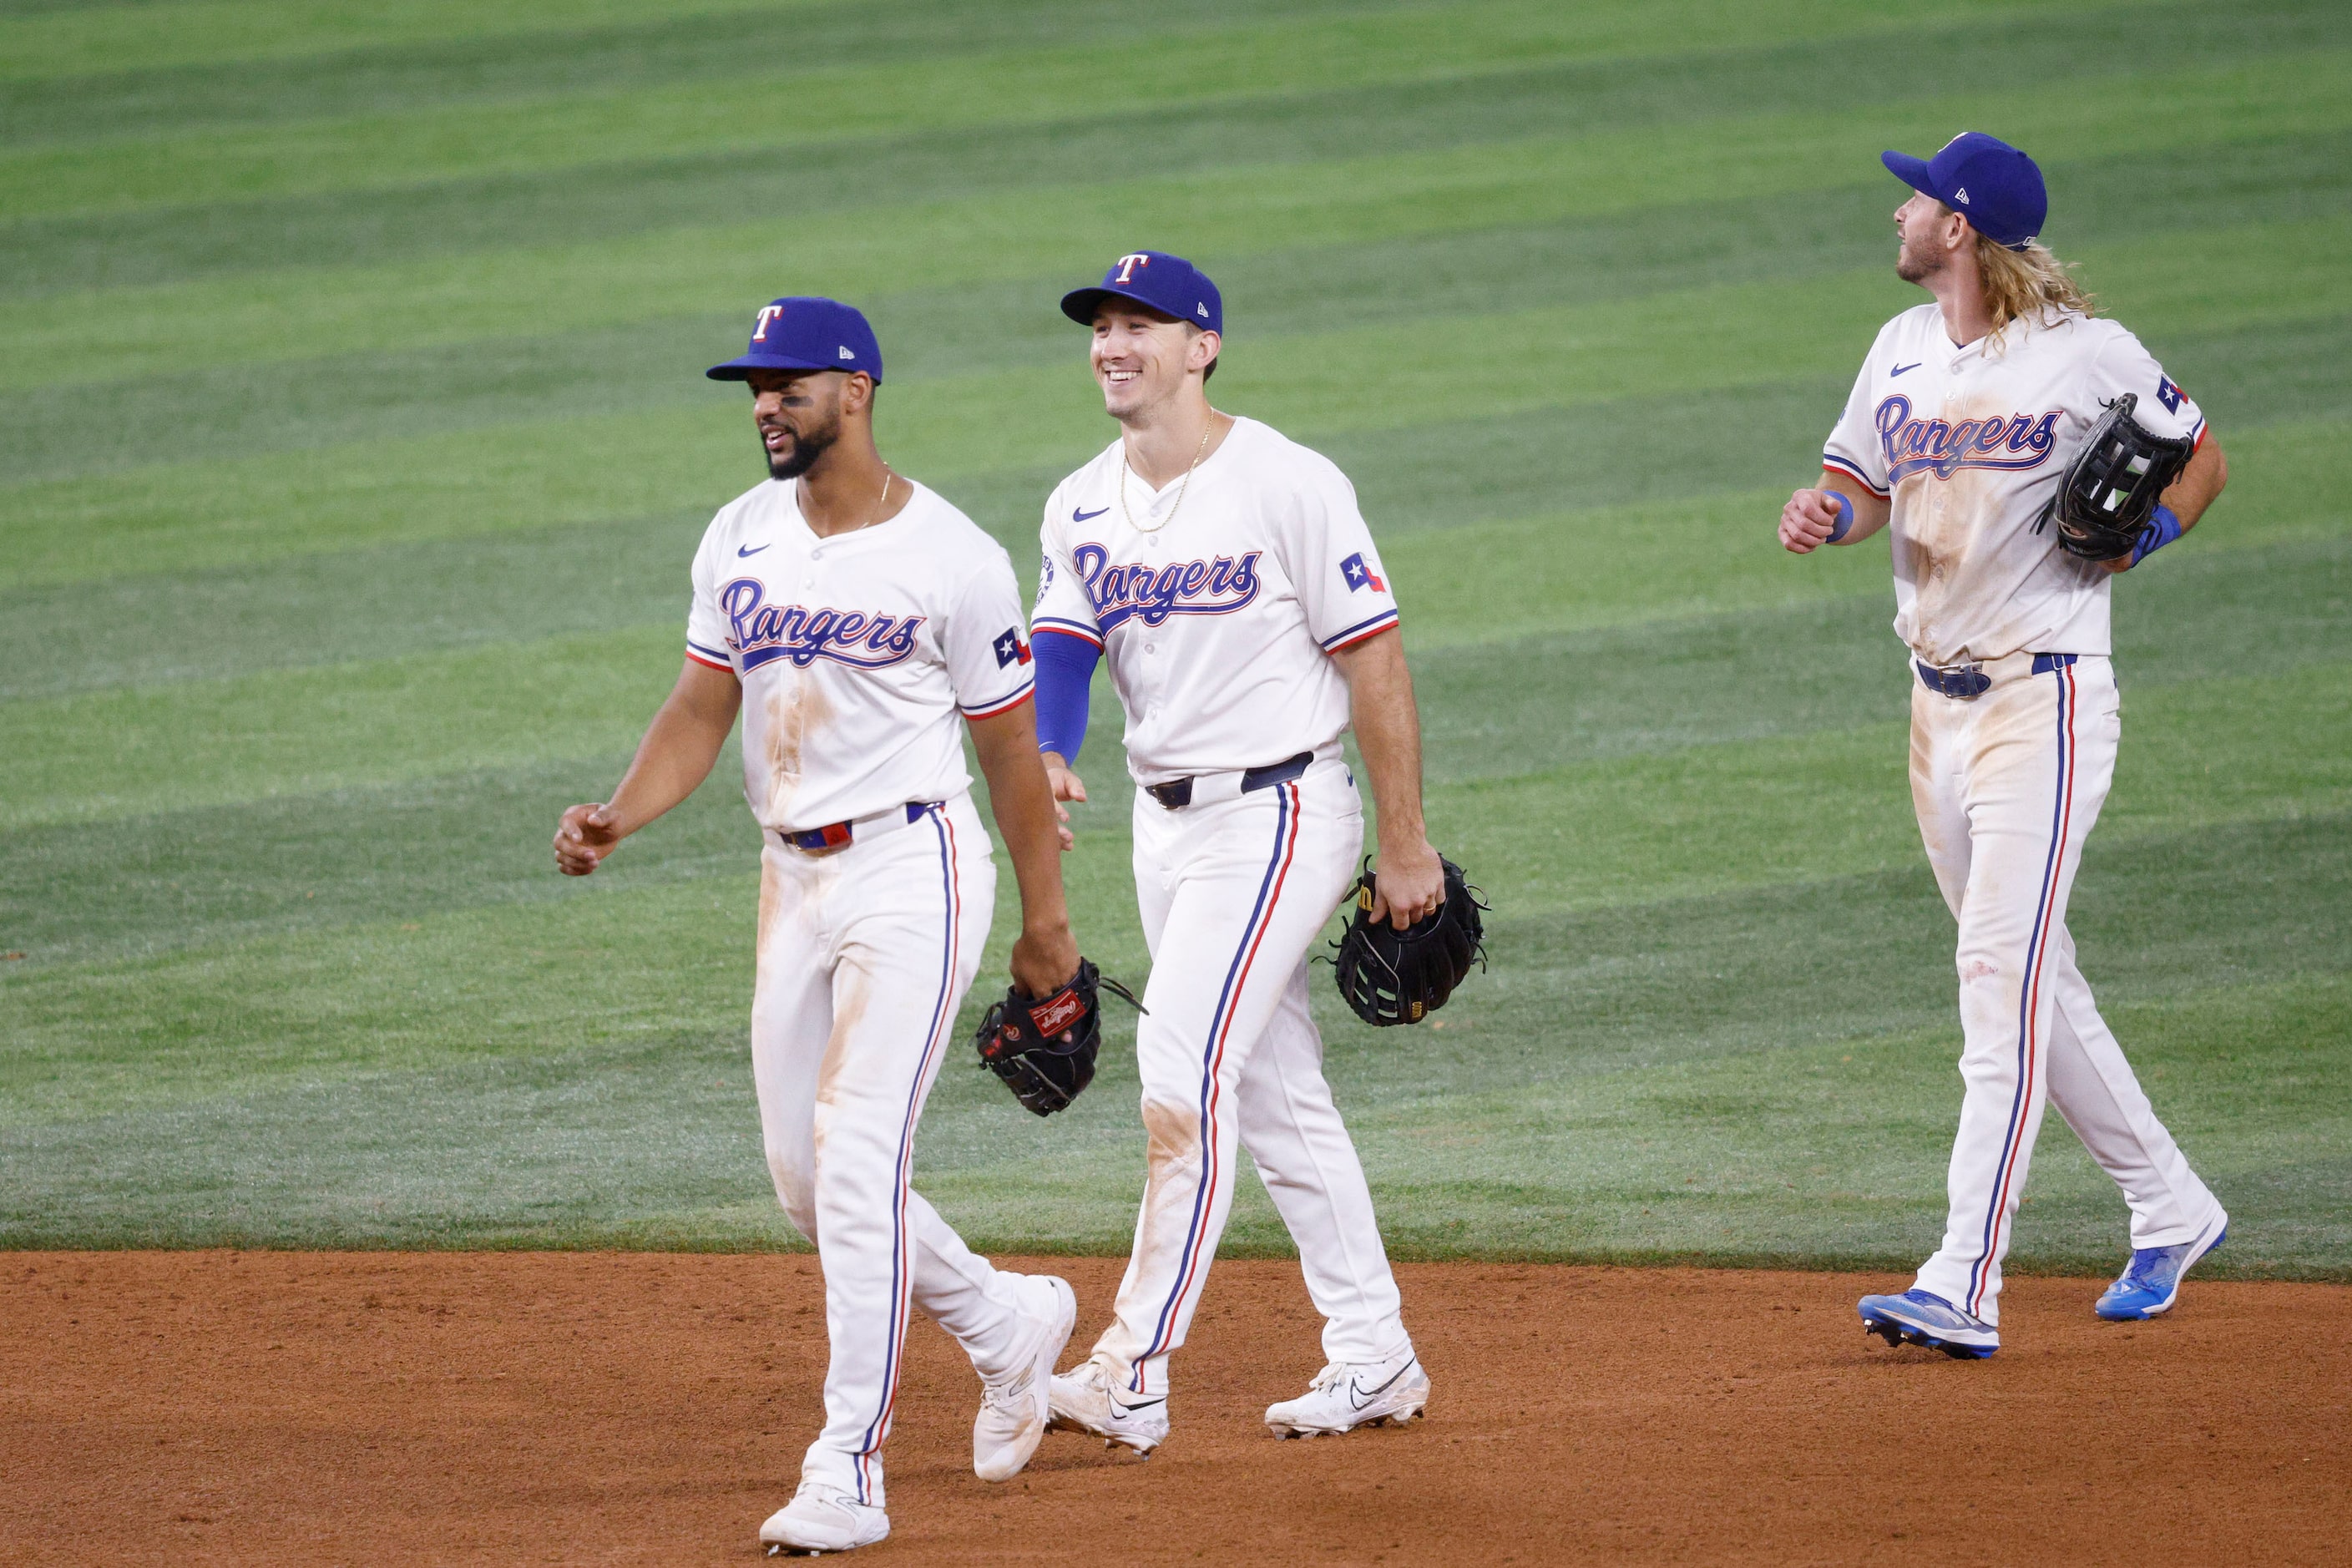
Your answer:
[2096,1219,2228,1322]
[1858,1288,2000,1358]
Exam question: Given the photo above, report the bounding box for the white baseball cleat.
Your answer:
[757,1482,888,1556]
[973,1272,1077,1481]
[1265,1354,1429,1438]
[1045,1359,1168,1457]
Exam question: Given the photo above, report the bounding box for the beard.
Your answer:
[764,408,840,480]
[1894,233,1943,285]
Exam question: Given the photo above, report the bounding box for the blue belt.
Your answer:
[781,801,934,851]
[1914,653,2076,699]
[1146,751,1313,810]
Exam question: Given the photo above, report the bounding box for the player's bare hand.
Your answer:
[1009,921,1080,999]
[1779,488,1842,554]
[1044,761,1087,852]
[554,802,624,876]
[1369,837,1444,930]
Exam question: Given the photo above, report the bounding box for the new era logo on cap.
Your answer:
[838,345,854,360]
[1954,187,1970,204]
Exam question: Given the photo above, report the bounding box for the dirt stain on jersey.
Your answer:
[1893,395,2015,665]
[762,672,835,825]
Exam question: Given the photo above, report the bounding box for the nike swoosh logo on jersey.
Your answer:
[1889,362,1921,377]
[1073,505,1110,522]
[736,543,771,557]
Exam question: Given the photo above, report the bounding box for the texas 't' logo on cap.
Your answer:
[1061,250,1223,336]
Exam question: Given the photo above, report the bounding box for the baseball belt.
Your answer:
[1914,652,2078,701]
[766,800,940,853]
[1143,750,1316,811]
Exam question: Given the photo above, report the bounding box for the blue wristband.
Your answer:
[2129,503,2183,567]
[1825,489,1854,544]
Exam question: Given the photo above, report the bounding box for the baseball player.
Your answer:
[553,297,1085,1554]
[1778,136,2232,1357]
[1028,251,1436,1449]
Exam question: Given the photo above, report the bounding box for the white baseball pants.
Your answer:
[751,792,1034,1510]
[1089,753,1413,1401]
[1906,654,2224,1323]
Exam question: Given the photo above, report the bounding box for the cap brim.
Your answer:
[1059,285,1182,326]
[706,353,866,382]
[1880,149,1940,201]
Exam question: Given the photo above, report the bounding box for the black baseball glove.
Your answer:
[2036,392,2194,562]
[974,959,1144,1117]
[1333,857,1488,1027]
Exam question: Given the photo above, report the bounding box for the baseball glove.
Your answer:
[1333,857,1488,1027]
[2036,392,2194,562]
[974,959,1143,1117]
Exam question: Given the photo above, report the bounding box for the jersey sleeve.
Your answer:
[1029,489,1103,648]
[2085,322,2207,448]
[1821,345,1891,498]
[685,518,735,672]
[1281,451,1401,654]
[942,543,1037,720]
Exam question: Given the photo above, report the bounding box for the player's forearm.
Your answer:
[603,665,739,837]
[2163,435,2227,531]
[1334,629,1429,848]
[1819,477,1892,543]
[969,707,1075,936]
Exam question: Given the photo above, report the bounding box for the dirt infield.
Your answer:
[6,1252,2346,1565]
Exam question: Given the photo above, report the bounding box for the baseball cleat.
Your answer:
[1858,1288,2000,1358]
[972,1272,1077,1482]
[758,1482,888,1556]
[1045,1360,1168,1457]
[2096,1217,2228,1321]
[1264,1354,1429,1438]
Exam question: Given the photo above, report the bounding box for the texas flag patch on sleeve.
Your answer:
[2155,374,2186,414]
[1340,552,1386,593]
[993,629,1033,668]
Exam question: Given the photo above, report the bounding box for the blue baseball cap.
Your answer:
[1882,132,2047,250]
[706,296,883,382]
[1060,250,1222,334]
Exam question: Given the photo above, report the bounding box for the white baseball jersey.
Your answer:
[685,478,1034,833]
[1823,305,2206,667]
[1029,416,1399,783]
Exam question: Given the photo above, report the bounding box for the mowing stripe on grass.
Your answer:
[0,0,851,83]
[0,0,2088,218]
[8,235,2342,595]
[11,538,2339,968]
[1428,660,2352,912]
[26,137,2351,486]
[8,52,2343,390]
[5,827,2340,1266]
[0,625,686,831]
[12,6,2338,303]
[1,406,2337,712]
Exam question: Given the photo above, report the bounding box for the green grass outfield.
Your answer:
[2,0,2345,1278]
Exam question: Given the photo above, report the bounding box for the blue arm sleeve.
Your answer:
[1032,629,1100,762]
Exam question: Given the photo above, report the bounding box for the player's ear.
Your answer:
[1191,328,1220,373]
[840,370,876,417]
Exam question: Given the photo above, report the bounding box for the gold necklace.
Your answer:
[802,467,896,538]
[1120,413,1219,535]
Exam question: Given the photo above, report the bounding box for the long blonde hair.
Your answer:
[1977,231,2096,347]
